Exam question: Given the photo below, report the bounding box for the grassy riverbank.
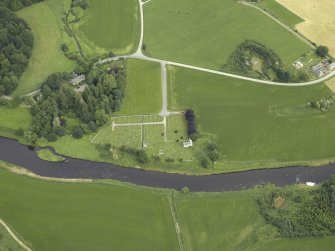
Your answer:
[36,149,65,162]
[1,162,335,250]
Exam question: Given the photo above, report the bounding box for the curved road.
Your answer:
[1,137,335,192]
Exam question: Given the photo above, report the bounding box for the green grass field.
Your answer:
[143,0,310,70]
[118,59,162,115]
[0,107,32,139]
[78,0,140,55]
[36,149,65,162]
[176,192,265,251]
[0,164,179,251]
[14,0,76,96]
[168,66,335,171]
[260,0,304,28]
[0,224,24,251]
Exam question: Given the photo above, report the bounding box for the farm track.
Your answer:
[0,219,32,251]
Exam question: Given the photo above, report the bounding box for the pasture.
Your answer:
[168,66,335,171]
[14,0,76,95]
[277,0,335,57]
[0,164,179,251]
[118,59,162,115]
[143,0,310,70]
[0,107,32,139]
[78,0,140,55]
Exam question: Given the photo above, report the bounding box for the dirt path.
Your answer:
[0,219,32,251]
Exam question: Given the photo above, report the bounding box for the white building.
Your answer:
[183,139,193,148]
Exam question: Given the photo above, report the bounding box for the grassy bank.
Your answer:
[36,149,65,162]
[14,0,76,95]
[0,224,25,251]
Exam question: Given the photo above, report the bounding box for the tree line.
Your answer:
[0,7,34,95]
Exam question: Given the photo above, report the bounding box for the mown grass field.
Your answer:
[259,0,304,28]
[176,192,264,251]
[143,0,310,70]
[14,0,76,95]
[0,165,179,251]
[118,59,162,115]
[0,224,24,251]
[78,0,140,55]
[168,66,335,171]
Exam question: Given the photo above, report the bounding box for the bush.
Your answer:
[47,133,58,142]
[181,187,190,194]
[15,127,24,137]
[152,156,161,162]
[165,158,175,163]
[72,126,84,139]
[53,127,65,137]
[88,121,97,132]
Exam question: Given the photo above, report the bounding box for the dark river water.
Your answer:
[1,137,335,192]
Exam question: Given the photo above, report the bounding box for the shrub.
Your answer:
[181,187,190,194]
[72,126,84,139]
[15,128,24,137]
[53,127,65,137]
[47,133,58,142]
[88,121,97,132]
[165,158,175,163]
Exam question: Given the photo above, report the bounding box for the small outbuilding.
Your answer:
[183,139,193,148]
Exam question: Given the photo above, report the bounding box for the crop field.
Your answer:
[277,0,335,57]
[168,66,335,170]
[92,113,193,161]
[14,0,76,95]
[118,59,162,115]
[143,0,310,70]
[78,0,140,55]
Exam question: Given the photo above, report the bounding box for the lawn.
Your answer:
[0,165,179,251]
[118,59,162,115]
[14,0,76,96]
[36,149,65,162]
[143,0,310,70]
[78,0,140,55]
[168,66,335,171]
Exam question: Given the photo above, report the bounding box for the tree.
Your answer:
[316,46,329,58]
[72,126,84,139]
[24,130,38,145]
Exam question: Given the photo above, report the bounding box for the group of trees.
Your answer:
[309,95,335,112]
[225,40,300,83]
[258,176,335,238]
[0,7,34,95]
[30,60,126,141]
[316,46,329,58]
[0,0,43,11]
[185,109,198,140]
